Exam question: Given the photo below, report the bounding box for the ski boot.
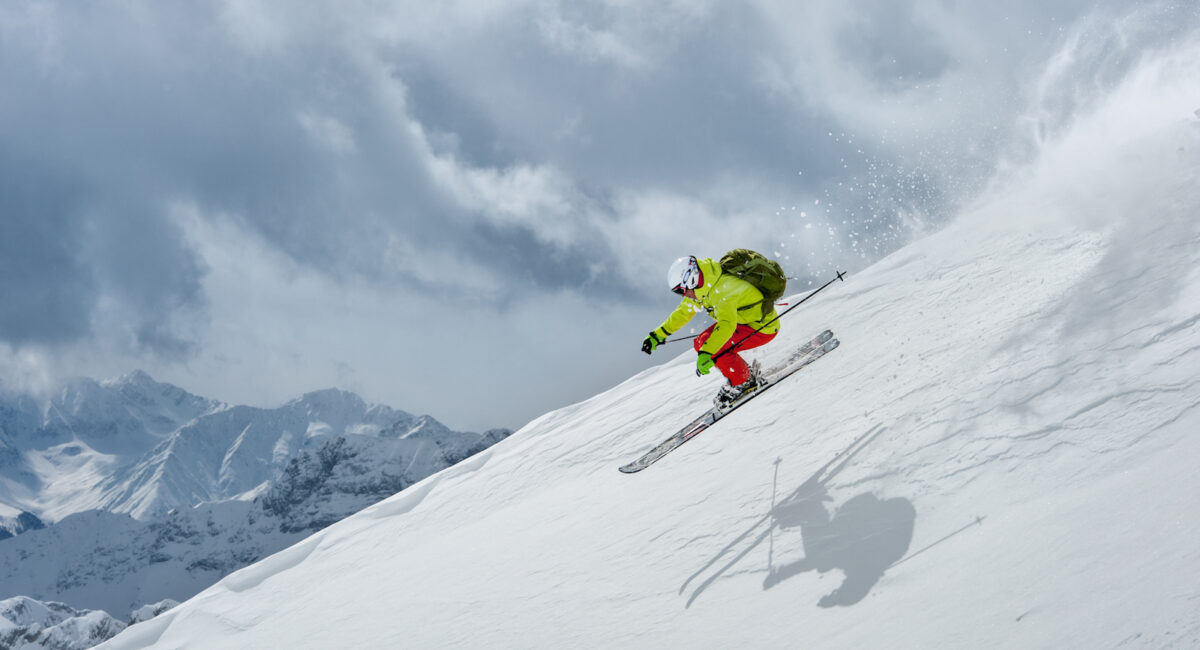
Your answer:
[714,360,765,408]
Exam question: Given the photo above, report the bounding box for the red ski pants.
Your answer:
[694,324,777,385]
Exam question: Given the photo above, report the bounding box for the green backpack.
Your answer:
[719,249,787,319]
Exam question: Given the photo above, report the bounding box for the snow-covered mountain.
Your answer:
[1,597,128,650]
[0,374,503,522]
[0,376,511,640]
[1,371,226,521]
[0,510,44,541]
[98,45,1200,648]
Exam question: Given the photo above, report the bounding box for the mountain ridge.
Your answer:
[0,373,494,522]
[0,373,513,637]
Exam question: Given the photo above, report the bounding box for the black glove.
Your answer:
[641,331,666,355]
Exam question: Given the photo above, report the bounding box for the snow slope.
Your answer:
[103,23,1200,650]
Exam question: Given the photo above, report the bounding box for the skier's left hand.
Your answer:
[695,352,715,376]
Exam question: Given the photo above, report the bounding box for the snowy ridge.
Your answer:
[0,372,225,521]
[0,379,512,633]
[1,596,126,650]
[0,510,44,541]
[0,378,493,521]
[0,429,513,620]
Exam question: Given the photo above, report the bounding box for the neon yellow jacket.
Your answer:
[653,258,780,355]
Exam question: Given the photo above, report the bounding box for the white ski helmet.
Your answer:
[667,256,703,294]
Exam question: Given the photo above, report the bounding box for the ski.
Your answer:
[618,330,839,474]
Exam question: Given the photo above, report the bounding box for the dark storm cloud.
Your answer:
[460,217,629,302]
[397,3,845,190]
[82,203,208,357]
[0,3,439,353]
[836,0,950,91]
[0,5,218,354]
[3,2,669,313]
[381,1,879,302]
[0,149,94,344]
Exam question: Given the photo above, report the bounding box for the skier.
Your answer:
[641,254,781,407]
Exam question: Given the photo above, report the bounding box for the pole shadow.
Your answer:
[682,424,916,608]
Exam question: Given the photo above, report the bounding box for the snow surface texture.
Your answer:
[101,16,1200,650]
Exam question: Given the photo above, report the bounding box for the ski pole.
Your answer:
[710,270,846,362]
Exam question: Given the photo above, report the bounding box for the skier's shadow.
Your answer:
[681,424,915,608]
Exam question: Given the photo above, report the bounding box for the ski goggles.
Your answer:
[669,256,703,295]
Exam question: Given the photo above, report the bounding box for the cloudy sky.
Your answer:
[0,0,1190,431]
